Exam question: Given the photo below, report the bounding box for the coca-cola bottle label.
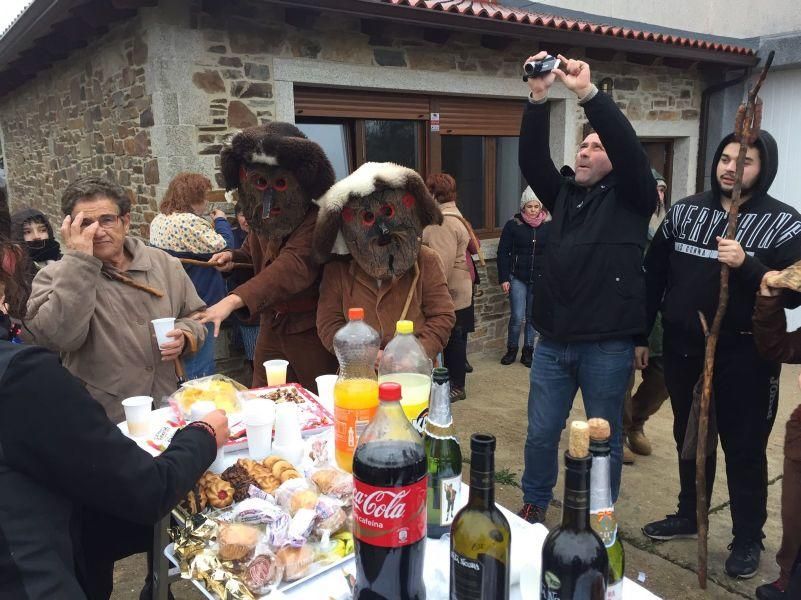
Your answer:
[352,476,427,547]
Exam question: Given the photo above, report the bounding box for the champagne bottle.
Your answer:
[588,419,625,600]
[541,421,609,600]
[450,434,511,600]
[424,367,463,539]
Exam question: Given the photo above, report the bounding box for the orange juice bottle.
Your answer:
[333,308,380,472]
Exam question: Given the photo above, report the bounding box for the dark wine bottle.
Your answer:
[541,421,609,600]
[424,367,463,539]
[588,419,625,600]
[450,434,511,600]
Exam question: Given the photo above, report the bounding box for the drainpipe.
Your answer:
[696,69,749,193]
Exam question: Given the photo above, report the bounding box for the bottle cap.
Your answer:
[347,307,364,320]
[588,418,611,441]
[470,433,496,453]
[568,421,590,458]
[432,367,449,384]
[378,382,402,401]
[395,320,414,335]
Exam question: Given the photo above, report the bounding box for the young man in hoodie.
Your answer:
[11,208,62,283]
[516,51,657,525]
[641,131,801,579]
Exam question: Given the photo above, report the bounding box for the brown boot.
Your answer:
[623,445,636,465]
[627,429,652,456]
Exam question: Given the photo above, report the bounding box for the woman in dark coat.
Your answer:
[496,187,550,367]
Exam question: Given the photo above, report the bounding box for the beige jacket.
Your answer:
[422,202,472,310]
[26,237,206,422]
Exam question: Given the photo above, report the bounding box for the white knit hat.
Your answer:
[520,186,539,209]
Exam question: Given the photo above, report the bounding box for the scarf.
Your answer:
[26,238,61,263]
[521,210,547,228]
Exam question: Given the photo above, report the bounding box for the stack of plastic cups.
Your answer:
[191,400,225,471]
[315,374,337,415]
[243,401,276,461]
[272,403,304,465]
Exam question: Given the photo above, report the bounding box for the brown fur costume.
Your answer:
[220,123,338,390]
[314,162,455,358]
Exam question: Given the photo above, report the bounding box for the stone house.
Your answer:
[0,0,757,357]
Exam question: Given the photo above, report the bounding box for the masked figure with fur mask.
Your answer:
[201,123,338,390]
[314,162,456,359]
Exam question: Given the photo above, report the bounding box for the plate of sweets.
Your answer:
[238,384,334,437]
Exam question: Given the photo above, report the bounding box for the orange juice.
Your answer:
[334,378,379,472]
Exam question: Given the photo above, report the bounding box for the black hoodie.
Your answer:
[643,130,801,355]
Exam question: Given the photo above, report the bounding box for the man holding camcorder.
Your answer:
[517,51,657,524]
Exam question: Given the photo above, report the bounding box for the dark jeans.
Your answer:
[522,336,633,507]
[443,325,468,390]
[507,276,537,350]
[183,322,216,380]
[663,337,780,540]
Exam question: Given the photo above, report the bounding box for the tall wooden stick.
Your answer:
[695,51,774,588]
[178,257,252,269]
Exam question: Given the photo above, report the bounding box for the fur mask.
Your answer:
[220,122,334,240]
[314,162,442,280]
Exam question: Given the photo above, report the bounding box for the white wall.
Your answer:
[536,0,801,38]
[757,67,801,328]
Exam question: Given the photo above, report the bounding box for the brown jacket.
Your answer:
[317,245,456,358]
[753,294,801,363]
[422,201,472,311]
[230,207,323,334]
[26,237,206,422]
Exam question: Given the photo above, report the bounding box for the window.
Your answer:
[294,86,534,236]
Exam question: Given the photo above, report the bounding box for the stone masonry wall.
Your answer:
[0,18,159,235]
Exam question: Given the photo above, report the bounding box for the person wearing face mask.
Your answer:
[640,131,801,579]
[11,208,63,284]
[497,186,550,368]
[516,51,657,525]
[149,172,235,379]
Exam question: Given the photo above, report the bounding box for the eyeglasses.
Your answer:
[78,214,121,230]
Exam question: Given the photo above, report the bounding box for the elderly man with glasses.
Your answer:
[26,176,207,422]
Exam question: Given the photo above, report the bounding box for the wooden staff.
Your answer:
[178,257,252,269]
[695,50,774,588]
[101,266,164,298]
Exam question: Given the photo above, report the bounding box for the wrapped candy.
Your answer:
[230,497,282,525]
[285,508,316,547]
[314,495,348,537]
[171,514,218,578]
[242,551,284,596]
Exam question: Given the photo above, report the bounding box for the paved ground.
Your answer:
[111,352,797,599]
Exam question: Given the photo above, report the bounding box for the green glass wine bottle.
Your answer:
[588,419,624,600]
[450,433,511,600]
[423,367,463,539]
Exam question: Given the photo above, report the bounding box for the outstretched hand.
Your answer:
[524,52,594,101]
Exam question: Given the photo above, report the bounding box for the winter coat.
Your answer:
[0,343,214,600]
[317,245,456,359]
[10,208,61,286]
[422,201,472,310]
[496,214,550,285]
[644,130,801,355]
[149,213,235,306]
[519,88,657,342]
[25,237,207,422]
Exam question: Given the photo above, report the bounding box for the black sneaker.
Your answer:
[642,514,698,540]
[465,360,473,373]
[500,347,518,365]
[518,503,547,524]
[724,537,762,579]
[756,580,785,600]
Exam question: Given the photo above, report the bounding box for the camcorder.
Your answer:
[522,55,560,82]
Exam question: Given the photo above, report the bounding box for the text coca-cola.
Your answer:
[352,382,427,599]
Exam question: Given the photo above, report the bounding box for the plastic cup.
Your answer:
[315,374,337,414]
[244,401,276,461]
[152,317,176,347]
[263,359,289,386]
[122,396,153,438]
[272,402,304,464]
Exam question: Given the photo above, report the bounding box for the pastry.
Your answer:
[276,544,314,581]
[289,489,319,514]
[270,459,295,479]
[243,552,283,595]
[280,468,301,483]
[218,523,260,562]
[262,455,282,471]
[254,473,282,494]
[311,468,338,492]
[204,476,235,509]
[180,483,207,514]
[221,463,257,502]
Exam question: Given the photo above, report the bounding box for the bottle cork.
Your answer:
[588,418,611,441]
[568,421,590,458]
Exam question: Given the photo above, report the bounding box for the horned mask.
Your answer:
[220,122,334,240]
[313,162,442,280]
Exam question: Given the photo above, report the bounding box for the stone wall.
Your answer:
[0,18,159,234]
